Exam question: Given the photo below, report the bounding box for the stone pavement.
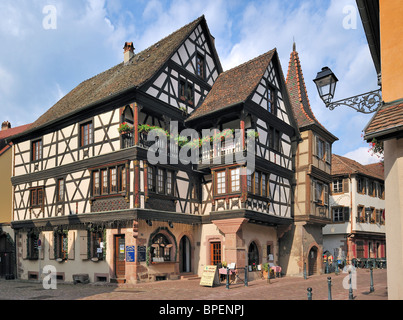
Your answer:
[0,268,388,301]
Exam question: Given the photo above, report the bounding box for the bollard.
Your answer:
[244,266,248,287]
[303,262,307,280]
[307,287,312,300]
[226,267,230,290]
[327,277,332,300]
[349,271,354,300]
[370,267,374,293]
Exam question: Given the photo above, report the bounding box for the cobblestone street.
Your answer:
[0,268,387,301]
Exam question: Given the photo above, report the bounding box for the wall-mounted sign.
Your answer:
[126,246,135,262]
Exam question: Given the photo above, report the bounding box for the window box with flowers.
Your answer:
[118,122,134,135]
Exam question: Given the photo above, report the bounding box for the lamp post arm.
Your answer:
[325,89,382,114]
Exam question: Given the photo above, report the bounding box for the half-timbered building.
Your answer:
[282,43,338,276]
[10,16,312,284]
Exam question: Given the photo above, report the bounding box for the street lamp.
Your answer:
[313,67,382,114]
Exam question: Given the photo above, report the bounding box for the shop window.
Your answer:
[151,233,172,263]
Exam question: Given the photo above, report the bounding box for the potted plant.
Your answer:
[262,263,269,279]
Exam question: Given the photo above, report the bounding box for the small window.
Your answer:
[216,171,226,195]
[80,121,93,147]
[333,179,343,193]
[196,54,205,79]
[179,79,194,104]
[89,230,104,260]
[54,230,68,261]
[230,168,240,193]
[166,171,173,196]
[261,173,267,197]
[27,232,39,260]
[30,187,44,208]
[110,168,117,193]
[148,166,155,193]
[93,171,100,196]
[101,169,108,195]
[57,178,65,203]
[32,139,43,162]
[157,169,164,194]
[267,87,276,115]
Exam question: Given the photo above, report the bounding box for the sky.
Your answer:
[0,0,381,164]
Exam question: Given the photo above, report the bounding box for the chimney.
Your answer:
[1,121,11,131]
[123,42,135,65]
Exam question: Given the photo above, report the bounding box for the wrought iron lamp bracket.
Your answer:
[325,89,382,114]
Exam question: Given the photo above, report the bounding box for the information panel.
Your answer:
[199,265,219,287]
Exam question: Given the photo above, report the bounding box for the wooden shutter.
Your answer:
[39,233,45,260]
[22,233,28,260]
[343,178,349,193]
[79,230,89,260]
[48,232,55,260]
[324,184,329,205]
[343,207,350,221]
[68,231,75,260]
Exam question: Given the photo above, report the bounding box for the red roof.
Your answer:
[0,124,32,140]
[364,100,403,139]
[332,154,384,180]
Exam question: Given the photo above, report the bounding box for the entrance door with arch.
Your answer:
[179,236,191,273]
[308,246,318,276]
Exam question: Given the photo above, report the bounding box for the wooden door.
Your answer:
[114,235,125,278]
[210,242,221,266]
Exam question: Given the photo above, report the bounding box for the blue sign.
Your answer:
[126,246,135,262]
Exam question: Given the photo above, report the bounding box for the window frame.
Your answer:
[31,139,43,162]
[90,163,128,198]
[56,178,65,203]
[196,53,205,79]
[80,121,94,148]
[30,187,44,208]
[216,170,226,195]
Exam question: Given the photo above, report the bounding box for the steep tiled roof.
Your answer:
[332,154,384,180]
[29,16,206,131]
[286,44,337,141]
[187,49,276,121]
[364,100,403,139]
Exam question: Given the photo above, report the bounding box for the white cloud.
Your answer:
[343,147,382,165]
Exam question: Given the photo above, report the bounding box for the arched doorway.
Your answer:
[179,236,191,273]
[248,242,259,270]
[308,246,318,276]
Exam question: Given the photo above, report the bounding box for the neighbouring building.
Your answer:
[357,0,403,298]
[281,43,338,276]
[0,121,31,279]
[9,16,305,284]
[323,154,385,262]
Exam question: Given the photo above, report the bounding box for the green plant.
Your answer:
[262,263,269,272]
[118,122,133,134]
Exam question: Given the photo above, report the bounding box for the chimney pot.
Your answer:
[1,121,11,131]
[123,42,135,65]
